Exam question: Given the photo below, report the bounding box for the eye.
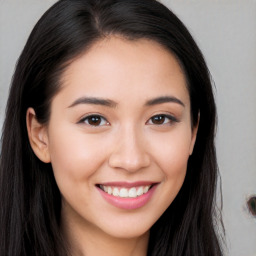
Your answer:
[80,115,109,126]
[147,114,178,125]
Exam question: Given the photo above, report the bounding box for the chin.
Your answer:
[95,214,157,240]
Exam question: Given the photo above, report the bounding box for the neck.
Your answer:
[61,208,149,256]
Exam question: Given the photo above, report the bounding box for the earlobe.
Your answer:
[26,108,51,163]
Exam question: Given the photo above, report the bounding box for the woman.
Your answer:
[0,0,224,255]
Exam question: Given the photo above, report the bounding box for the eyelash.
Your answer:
[79,114,178,127]
[147,114,179,125]
[79,115,109,126]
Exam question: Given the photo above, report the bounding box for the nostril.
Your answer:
[108,148,150,172]
[247,196,256,217]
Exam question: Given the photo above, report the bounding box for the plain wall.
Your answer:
[1,1,256,255]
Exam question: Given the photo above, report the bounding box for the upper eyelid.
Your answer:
[81,114,105,120]
[78,114,109,124]
[150,113,178,120]
[146,114,179,124]
[78,113,107,121]
[77,113,178,124]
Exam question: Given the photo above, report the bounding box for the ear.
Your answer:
[26,108,51,163]
[189,112,200,155]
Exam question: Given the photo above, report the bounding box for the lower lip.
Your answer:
[97,185,157,210]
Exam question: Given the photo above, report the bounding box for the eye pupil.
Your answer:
[152,115,165,125]
[88,116,101,126]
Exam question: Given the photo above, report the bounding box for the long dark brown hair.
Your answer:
[0,0,224,255]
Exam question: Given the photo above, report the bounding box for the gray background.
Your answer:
[0,1,256,255]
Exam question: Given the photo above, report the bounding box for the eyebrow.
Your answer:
[145,96,185,107]
[68,97,117,108]
[68,95,185,108]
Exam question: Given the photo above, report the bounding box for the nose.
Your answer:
[108,127,150,172]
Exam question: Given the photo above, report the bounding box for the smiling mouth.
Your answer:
[96,184,155,198]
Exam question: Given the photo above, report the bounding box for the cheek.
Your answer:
[154,133,191,210]
[47,125,108,184]
[150,127,192,193]
[152,128,192,170]
[159,145,189,193]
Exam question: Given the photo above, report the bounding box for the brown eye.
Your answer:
[151,115,166,125]
[148,114,178,125]
[81,115,109,126]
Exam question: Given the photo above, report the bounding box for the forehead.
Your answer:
[57,36,189,105]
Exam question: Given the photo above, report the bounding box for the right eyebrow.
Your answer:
[145,96,185,107]
[67,97,118,108]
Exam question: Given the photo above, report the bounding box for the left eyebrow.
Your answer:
[145,96,185,107]
[68,97,117,108]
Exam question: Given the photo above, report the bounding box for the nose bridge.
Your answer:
[108,124,150,172]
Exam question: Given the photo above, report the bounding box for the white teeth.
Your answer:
[143,186,150,193]
[128,187,137,198]
[119,188,128,198]
[99,185,152,198]
[113,187,119,196]
[137,186,143,196]
[107,187,112,195]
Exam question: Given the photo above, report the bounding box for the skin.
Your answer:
[27,36,198,256]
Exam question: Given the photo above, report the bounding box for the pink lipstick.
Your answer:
[96,182,158,210]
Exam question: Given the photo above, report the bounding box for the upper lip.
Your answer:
[96,181,158,188]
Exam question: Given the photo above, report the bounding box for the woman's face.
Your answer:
[36,37,197,239]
